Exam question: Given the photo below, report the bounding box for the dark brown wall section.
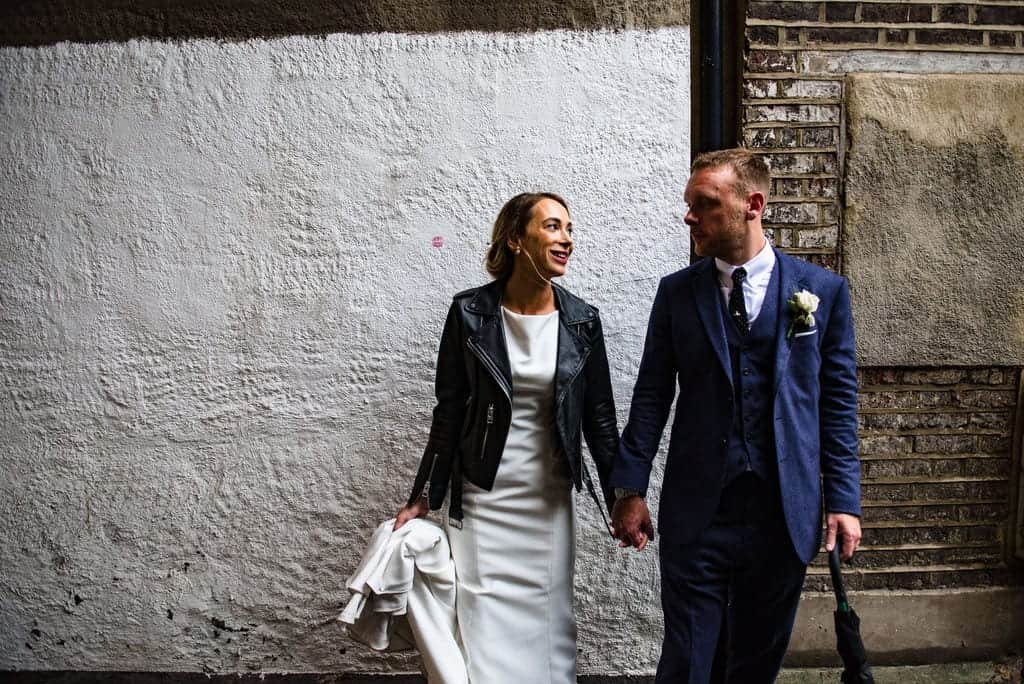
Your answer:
[0,0,688,47]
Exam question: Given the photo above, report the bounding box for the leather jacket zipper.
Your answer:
[467,337,512,400]
[479,403,494,460]
[555,335,593,485]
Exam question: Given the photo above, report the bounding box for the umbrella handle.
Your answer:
[828,544,850,612]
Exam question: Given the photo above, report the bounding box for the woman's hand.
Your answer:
[393,496,430,530]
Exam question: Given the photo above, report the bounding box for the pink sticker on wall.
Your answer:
[431,236,444,248]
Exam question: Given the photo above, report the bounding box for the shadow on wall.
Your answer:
[0,0,689,47]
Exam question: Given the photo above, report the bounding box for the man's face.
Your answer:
[683,166,749,260]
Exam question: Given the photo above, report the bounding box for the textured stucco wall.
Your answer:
[0,29,689,674]
[844,73,1024,367]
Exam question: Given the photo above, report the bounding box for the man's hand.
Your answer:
[825,512,862,561]
[611,496,655,551]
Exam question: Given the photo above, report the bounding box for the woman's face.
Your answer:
[512,198,574,280]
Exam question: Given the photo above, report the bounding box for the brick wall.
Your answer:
[749,1,1024,51]
[805,367,1020,590]
[741,1,1024,590]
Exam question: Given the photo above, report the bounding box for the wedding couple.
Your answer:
[393,148,862,683]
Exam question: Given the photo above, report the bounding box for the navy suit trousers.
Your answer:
[656,475,808,683]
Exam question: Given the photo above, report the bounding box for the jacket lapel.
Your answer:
[773,249,806,396]
[553,285,592,407]
[692,259,733,387]
[467,283,513,397]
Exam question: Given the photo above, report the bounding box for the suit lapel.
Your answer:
[692,259,733,386]
[773,250,807,396]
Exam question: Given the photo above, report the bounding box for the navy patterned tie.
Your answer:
[729,267,749,335]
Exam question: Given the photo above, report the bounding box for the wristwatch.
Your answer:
[614,487,642,500]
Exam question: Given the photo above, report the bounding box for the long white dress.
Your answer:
[447,307,576,684]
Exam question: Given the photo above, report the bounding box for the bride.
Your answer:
[394,192,619,683]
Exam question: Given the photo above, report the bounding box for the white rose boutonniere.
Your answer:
[787,289,819,339]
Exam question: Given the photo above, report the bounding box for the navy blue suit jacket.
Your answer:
[611,249,861,564]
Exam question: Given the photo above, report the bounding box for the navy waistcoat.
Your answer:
[721,262,781,485]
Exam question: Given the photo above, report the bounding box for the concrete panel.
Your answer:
[786,587,1024,667]
[800,50,1024,75]
[0,30,689,674]
[844,73,1024,366]
[0,1,689,47]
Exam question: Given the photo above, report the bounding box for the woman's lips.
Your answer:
[550,250,569,265]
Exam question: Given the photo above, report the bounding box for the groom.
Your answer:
[610,148,862,682]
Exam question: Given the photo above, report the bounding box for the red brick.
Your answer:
[806,178,838,198]
[749,25,780,45]
[976,5,1024,25]
[860,434,914,455]
[860,3,932,22]
[772,177,803,197]
[806,27,879,44]
[806,252,838,270]
[977,435,1012,453]
[912,480,1007,501]
[748,49,797,72]
[969,411,1013,433]
[913,434,976,454]
[863,482,914,503]
[860,368,899,385]
[862,458,933,479]
[916,28,985,45]
[956,389,1016,409]
[962,457,1011,478]
[938,5,970,23]
[801,127,836,147]
[900,369,965,385]
[749,1,822,21]
[885,29,909,43]
[956,502,1010,521]
[861,412,971,430]
[859,390,956,410]
[965,368,1012,385]
[990,31,1019,47]
[825,2,857,21]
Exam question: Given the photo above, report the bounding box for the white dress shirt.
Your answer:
[715,239,776,324]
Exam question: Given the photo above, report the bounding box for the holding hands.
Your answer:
[611,495,655,551]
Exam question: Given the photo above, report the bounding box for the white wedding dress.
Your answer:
[447,307,576,684]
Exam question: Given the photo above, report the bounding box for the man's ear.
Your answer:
[746,191,766,220]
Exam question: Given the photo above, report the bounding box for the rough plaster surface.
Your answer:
[843,73,1024,366]
[0,29,689,674]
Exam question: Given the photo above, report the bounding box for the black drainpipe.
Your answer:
[700,0,725,153]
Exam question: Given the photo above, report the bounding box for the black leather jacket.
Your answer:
[407,279,619,524]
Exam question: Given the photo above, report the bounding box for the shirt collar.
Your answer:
[715,238,775,285]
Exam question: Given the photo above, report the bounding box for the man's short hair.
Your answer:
[691,148,771,199]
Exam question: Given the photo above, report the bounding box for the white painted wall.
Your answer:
[0,28,689,673]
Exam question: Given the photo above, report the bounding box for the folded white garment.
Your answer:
[339,518,467,684]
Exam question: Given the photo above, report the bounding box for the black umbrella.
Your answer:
[828,545,875,684]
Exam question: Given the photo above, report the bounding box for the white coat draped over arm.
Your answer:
[339,519,467,684]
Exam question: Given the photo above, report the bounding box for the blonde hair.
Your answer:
[691,148,771,199]
[485,192,569,280]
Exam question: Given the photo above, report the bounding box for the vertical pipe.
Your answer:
[700,0,724,152]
